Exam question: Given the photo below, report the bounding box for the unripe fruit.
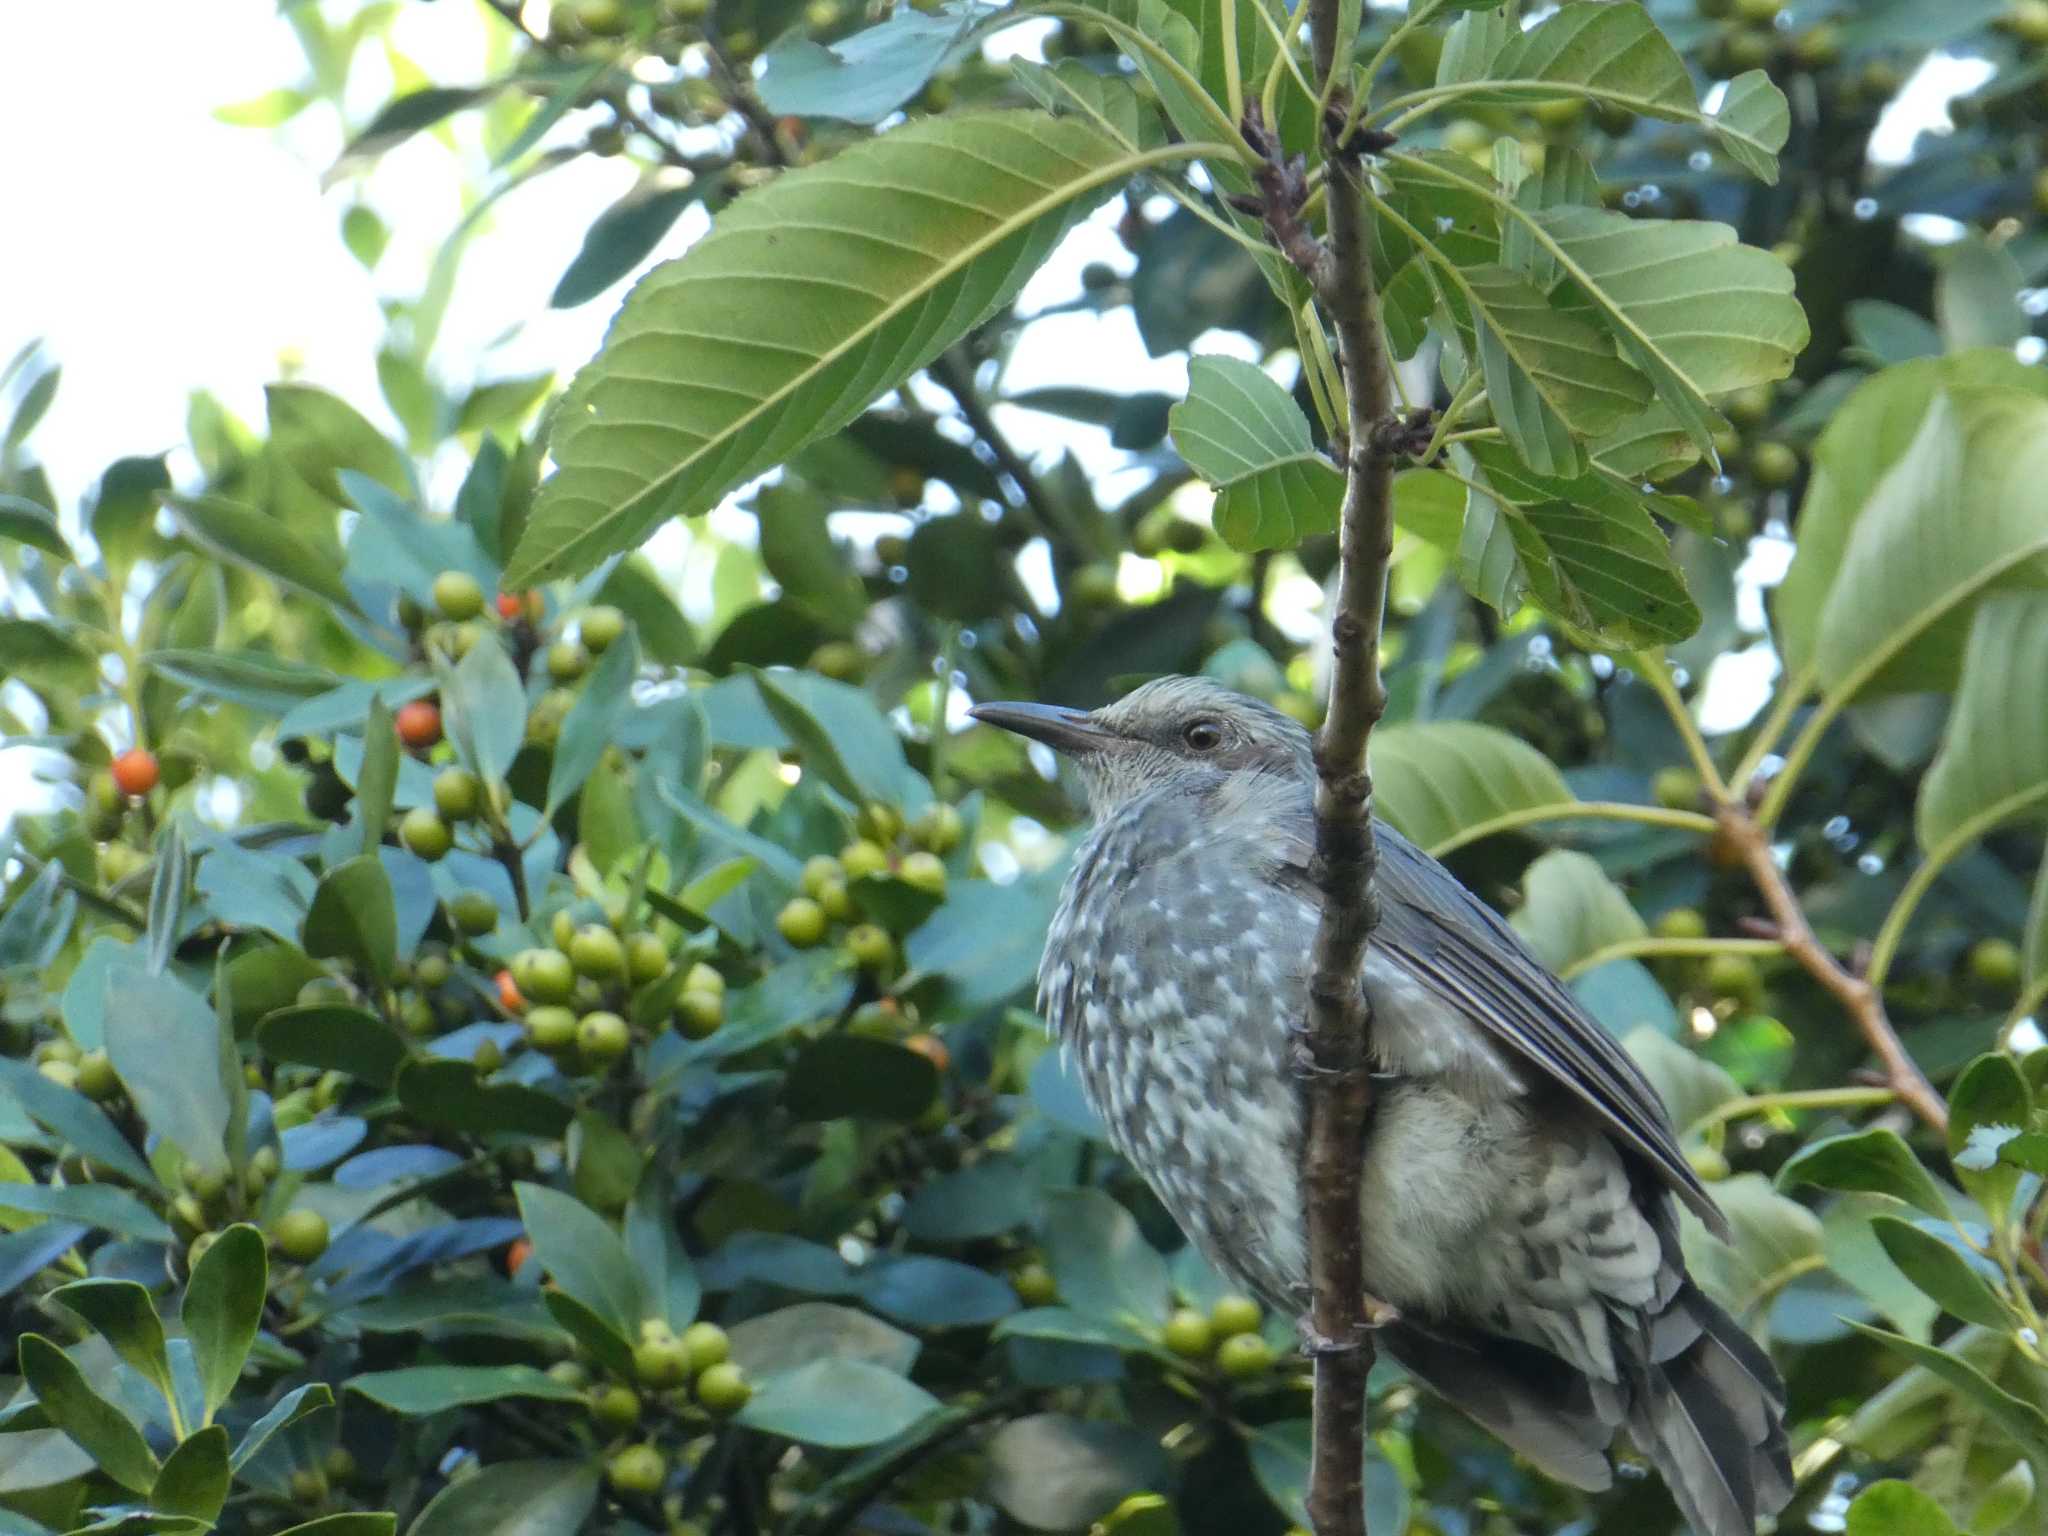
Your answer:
[1970,938,2023,991]
[570,924,627,979]
[845,1000,901,1040]
[693,1361,750,1414]
[844,923,894,972]
[818,879,855,921]
[450,890,499,936]
[111,749,159,798]
[840,840,889,881]
[552,908,578,950]
[1163,1308,1213,1358]
[1209,1295,1263,1338]
[324,1447,357,1486]
[681,1321,730,1372]
[275,1208,331,1263]
[675,990,724,1041]
[633,1334,692,1388]
[432,570,483,621]
[1215,1332,1276,1379]
[434,767,483,821]
[395,699,443,750]
[1655,907,1710,942]
[400,807,453,861]
[592,1384,643,1430]
[1651,767,1703,811]
[576,1010,631,1065]
[1749,440,1800,488]
[626,932,670,986]
[809,640,865,681]
[1012,1261,1058,1306]
[607,1443,667,1496]
[683,962,725,997]
[526,1005,578,1052]
[909,803,964,854]
[1733,0,1781,21]
[416,948,452,988]
[397,995,434,1035]
[185,1160,230,1202]
[474,1038,503,1073]
[897,851,947,896]
[1705,952,1763,1005]
[74,1049,119,1101]
[39,1059,78,1089]
[777,898,828,948]
[801,854,845,898]
[547,640,591,682]
[514,948,578,1004]
[856,802,903,844]
[580,605,625,653]
[546,1360,590,1389]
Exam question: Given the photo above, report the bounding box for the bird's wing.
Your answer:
[1330,822,1725,1237]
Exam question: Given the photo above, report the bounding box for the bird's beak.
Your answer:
[968,700,1115,756]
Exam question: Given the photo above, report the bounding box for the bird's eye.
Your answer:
[1182,720,1224,751]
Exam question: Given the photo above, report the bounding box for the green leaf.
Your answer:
[783,1036,940,1122]
[550,183,700,309]
[506,111,1178,584]
[17,1334,158,1493]
[267,383,408,501]
[1041,1189,1170,1327]
[727,1301,920,1379]
[256,1004,409,1090]
[544,629,639,816]
[439,636,527,785]
[184,1225,266,1419]
[1917,595,2048,854]
[193,842,316,940]
[0,494,72,561]
[93,455,172,572]
[151,1425,230,1524]
[513,1182,644,1344]
[303,856,398,984]
[0,1181,171,1241]
[1368,719,1577,854]
[1973,1460,2038,1536]
[1777,1129,1950,1221]
[1869,1216,2011,1330]
[737,1358,941,1448]
[1678,1173,1823,1320]
[103,965,230,1172]
[216,87,311,127]
[394,1059,572,1139]
[1624,1028,1740,1141]
[1246,1419,1410,1536]
[0,618,98,697]
[345,1364,586,1415]
[408,1459,600,1536]
[147,649,342,714]
[1851,1320,2048,1468]
[1936,238,2027,352]
[273,1518,398,1536]
[984,1414,1171,1532]
[992,1307,1144,1349]
[751,670,928,811]
[757,481,869,629]
[624,1171,700,1332]
[166,495,362,617]
[144,823,190,976]
[49,1281,172,1401]
[231,1382,334,1471]
[1948,1051,2031,1219]
[1170,356,1342,552]
[1509,849,1645,974]
[1845,1480,1956,1536]
[357,695,399,859]
[1709,71,1791,183]
[758,1,1000,125]
[340,85,492,164]
[0,1057,158,1189]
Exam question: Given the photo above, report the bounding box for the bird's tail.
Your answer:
[1630,1282,1793,1536]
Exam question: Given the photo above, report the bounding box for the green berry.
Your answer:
[415,948,452,988]
[845,1001,901,1040]
[74,1049,119,1101]
[1012,1261,1058,1307]
[606,1443,666,1496]
[777,898,828,948]
[633,1335,692,1388]
[552,908,579,950]
[450,890,499,936]
[675,989,725,1041]
[1749,440,1800,488]
[514,948,578,1004]
[433,570,486,622]
[844,923,894,972]
[693,1361,750,1414]
[1651,767,1703,811]
[909,803,964,854]
[626,931,669,986]
[576,1010,631,1064]
[591,1384,642,1431]
[1655,908,1710,942]
[275,1208,330,1263]
[818,878,855,921]
[856,802,902,844]
[1163,1308,1213,1358]
[1705,952,1763,1005]
[547,640,590,682]
[1209,1295,1262,1338]
[526,1006,578,1052]
[1216,1332,1276,1379]
[434,767,483,821]
[400,807,453,861]
[840,839,888,881]
[1970,938,2023,991]
[683,961,725,996]
[681,1321,730,1372]
[897,851,947,896]
[580,605,626,653]
[801,854,844,898]
[546,1360,591,1390]
[570,924,627,979]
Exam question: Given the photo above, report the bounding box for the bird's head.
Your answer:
[970,675,1312,817]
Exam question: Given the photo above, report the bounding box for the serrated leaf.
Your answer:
[506,112,1191,584]
[1169,356,1341,552]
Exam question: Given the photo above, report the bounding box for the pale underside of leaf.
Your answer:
[508,112,1181,585]
[1916,593,2048,852]
[1171,355,1344,551]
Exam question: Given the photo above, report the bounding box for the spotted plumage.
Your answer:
[974,677,1791,1536]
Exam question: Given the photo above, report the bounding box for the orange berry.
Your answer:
[903,1032,950,1074]
[395,699,443,749]
[496,968,525,1012]
[506,1237,535,1275]
[110,749,160,797]
[496,591,527,621]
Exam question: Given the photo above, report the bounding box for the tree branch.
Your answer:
[1297,15,1404,1534]
[929,349,1077,559]
[1712,801,1949,1135]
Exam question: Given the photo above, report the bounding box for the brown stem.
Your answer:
[929,348,1080,562]
[1298,13,1401,1535]
[1712,803,1949,1136]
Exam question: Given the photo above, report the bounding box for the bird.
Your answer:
[970,675,1791,1536]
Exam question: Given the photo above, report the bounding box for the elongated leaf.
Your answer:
[1369,719,1577,853]
[439,637,527,785]
[231,1383,334,1471]
[1918,594,2048,854]
[550,183,700,310]
[166,495,361,616]
[0,1182,171,1241]
[303,856,398,983]
[738,1358,941,1448]
[145,823,190,975]
[1170,356,1341,552]
[50,1280,172,1400]
[750,670,928,810]
[257,1004,409,1089]
[346,1365,585,1415]
[409,1459,600,1536]
[1777,1129,1950,1221]
[0,1057,158,1189]
[544,629,639,816]
[148,649,341,713]
[1869,1216,2011,1330]
[18,1334,158,1492]
[1851,1321,2048,1468]
[1041,1189,1169,1327]
[152,1425,230,1523]
[759,0,1002,125]
[0,494,72,560]
[184,1225,267,1419]
[274,1518,397,1536]
[506,111,1182,584]
[395,1059,572,1138]
[513,1182,643,1344]
[103,965,230,1171]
